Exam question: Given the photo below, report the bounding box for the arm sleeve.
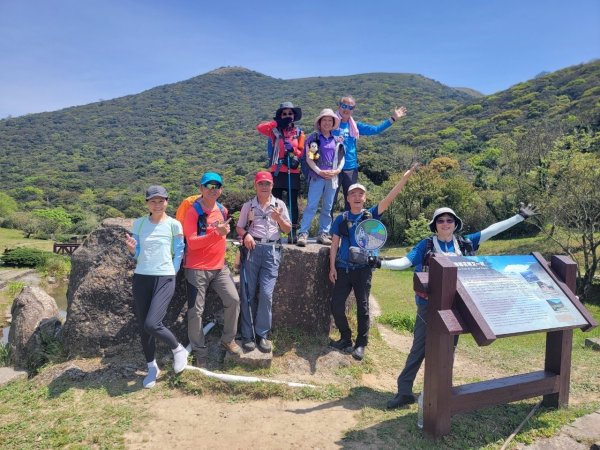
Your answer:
[357,119,394,136]
[306,157,321,175]
[131,218,141,259]
[172,234,185,272]
[381,239,426,270]
[479,214,524,243]
[381,257,412,270]
[257,120,276,137]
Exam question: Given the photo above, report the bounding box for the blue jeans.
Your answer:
[299,176,337,235]
[239,244,282,340]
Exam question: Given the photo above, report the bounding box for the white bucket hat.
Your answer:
[314,108,340,131]
[429,207,463,232]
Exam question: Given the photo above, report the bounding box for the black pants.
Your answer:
[273,187,299,225]
[331,168,358,213]
[330,266,372,347]
[132,274,179,362]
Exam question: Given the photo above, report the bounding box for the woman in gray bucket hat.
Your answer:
[376,202,538,409]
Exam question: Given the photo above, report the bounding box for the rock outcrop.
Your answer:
[8,286,61,369]
[62,218,333,357]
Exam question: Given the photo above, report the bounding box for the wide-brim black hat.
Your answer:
[275,101,302,121]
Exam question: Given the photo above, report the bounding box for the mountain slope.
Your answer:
[0,68,474,204]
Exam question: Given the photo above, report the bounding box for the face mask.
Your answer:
[275,116,294,129]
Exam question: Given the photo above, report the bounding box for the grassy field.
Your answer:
[0,233,599,449]
[0,227,54,254]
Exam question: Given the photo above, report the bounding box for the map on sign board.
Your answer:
[447,254,587,336]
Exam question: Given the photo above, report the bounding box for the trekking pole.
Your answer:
[287,153,293,242]
[240,246,256,343]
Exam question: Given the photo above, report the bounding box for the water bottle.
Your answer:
[417,392,424,429]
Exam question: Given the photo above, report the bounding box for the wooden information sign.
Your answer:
[414,252,597,438]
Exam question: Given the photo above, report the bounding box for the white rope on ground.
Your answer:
[500,400,543,450]
[183,319,315,387]
[183,365,316,388]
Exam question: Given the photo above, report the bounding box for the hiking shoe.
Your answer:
[316,233,332,245]
[258,338,272,353]
[386,393,416,409]
[143,366,160,389]
[242,339,256,352]
[352,346,365,361]
[192,355,207,369]
[296,233,308,247]
[329,338,353,353]
[221,340,242,355]
[172,346,189,374]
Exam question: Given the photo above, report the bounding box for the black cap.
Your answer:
[145,185,169,200]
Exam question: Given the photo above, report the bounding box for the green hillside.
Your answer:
[1,62,599,296]
[0,67,474,212]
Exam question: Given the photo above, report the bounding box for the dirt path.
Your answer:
[124,394,358,450]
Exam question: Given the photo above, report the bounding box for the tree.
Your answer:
[32,208,73,238]
[539,151,600,299]
[0,192,18,219]
[530,132,600,298]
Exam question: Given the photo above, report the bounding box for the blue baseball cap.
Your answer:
[200,172,223,186]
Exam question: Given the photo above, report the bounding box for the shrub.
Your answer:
[1,247,51,267]
[0,343,11,367]
[40,255,71,278]
[378,312,416,333]
[7,281,25,297]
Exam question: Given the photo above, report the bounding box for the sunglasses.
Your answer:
[280,111,294,118]
[436,218,455,224]
[203,183,222,190]
[339,103,355,111]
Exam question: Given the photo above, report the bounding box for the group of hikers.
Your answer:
[125,97,538,409]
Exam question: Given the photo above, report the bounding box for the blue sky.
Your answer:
[1,0,598,118]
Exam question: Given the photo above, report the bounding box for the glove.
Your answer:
[275,116,294,129]
[287,153,300,170]
[368,255,382,269]
[518,202,539,219]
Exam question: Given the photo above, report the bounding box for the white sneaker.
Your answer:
[172,345,189,374]
[143,366,160,388]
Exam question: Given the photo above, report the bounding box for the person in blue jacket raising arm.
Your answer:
[332,95,407,212]
[378,203,538,409]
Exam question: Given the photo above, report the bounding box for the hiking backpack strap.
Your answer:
[193,200,227,236]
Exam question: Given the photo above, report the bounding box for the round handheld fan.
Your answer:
[355,219,387,251]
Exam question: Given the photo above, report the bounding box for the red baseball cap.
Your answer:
[255,171,273,184]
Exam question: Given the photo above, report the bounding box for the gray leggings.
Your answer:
[132,274,179,362]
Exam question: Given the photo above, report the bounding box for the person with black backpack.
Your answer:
[257,102,305,243]
[377,203,538,409]
[328,164,418,361]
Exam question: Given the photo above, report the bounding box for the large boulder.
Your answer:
[8,286,61,369]
[61,218,333,357]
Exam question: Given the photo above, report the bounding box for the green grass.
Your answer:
[0,380,135,449]
[0,227,54,253]
[0,234,598,448]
